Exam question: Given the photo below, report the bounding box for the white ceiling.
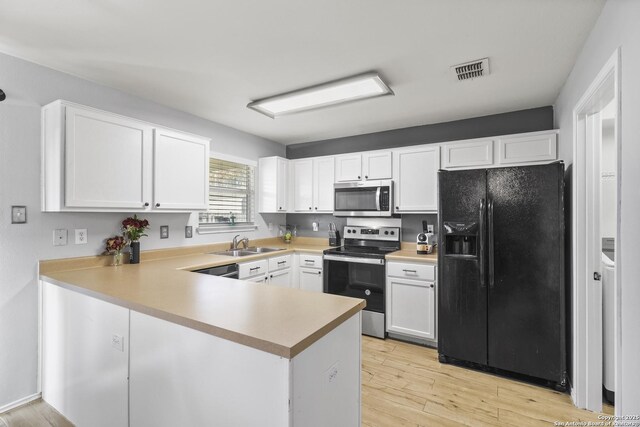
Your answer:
[0,0,604,145]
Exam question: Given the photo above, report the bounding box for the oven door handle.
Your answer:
[323,255,385,265]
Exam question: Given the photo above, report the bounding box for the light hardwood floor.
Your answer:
[1,337,613,426]
[361,336,614,426]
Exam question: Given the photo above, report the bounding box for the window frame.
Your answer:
[197,153,257,234]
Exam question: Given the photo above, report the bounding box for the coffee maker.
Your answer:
[417,220,437,254]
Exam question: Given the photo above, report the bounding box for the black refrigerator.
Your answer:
[437,162,566,387]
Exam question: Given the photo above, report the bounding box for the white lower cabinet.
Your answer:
[269,268,292,287]
[239,254,293,286]
[296,254,324,292]
[299,267,323,293]
[386,261,436,342]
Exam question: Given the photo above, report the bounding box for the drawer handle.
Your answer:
[403,269,417,273]
[250,267,261,271]
[277,261,286,265]
[304,260,315,263]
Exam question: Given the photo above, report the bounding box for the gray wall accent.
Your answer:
[0,51,284,408]
[287,213,436,243]
[286,106,553,159]
[400,215,438,242]
[287,214,347,239]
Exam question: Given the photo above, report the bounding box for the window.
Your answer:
[199,156,255,229]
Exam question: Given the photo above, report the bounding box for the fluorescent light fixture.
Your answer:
[247,72,393,118]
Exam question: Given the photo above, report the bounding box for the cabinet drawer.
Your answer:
[387,262,435,281]
[239,259,269,279]
[298,254,323,269]
[269,254,292,272]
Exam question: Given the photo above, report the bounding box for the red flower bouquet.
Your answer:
[122,215,150,242]
[105,235,127,254]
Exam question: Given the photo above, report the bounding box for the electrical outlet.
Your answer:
[53,229,68,246]
[111,334,124,352]
[312,222,319,232]
[160,225,169,239]
[11,206,27,224]
[427,224,434,233]
[325,363,339,384]
[74,228,88,244]
[185,226,193,238]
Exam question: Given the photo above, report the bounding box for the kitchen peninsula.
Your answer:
[39,240,365,427]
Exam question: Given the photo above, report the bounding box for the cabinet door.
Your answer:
[313,157,335,212]
[246,275,269,283]
[335,154,362,182]
[497,132,557,165]
[362,151,392,180]
[153,128,209,210]
[443,139,493,169]
[64,105,152,209]
[269,269,291,288]
[299,268,323,293]
[276,157,289,212]
[386,277,435,340]
[293,159,314,212]
[393,146,440,212]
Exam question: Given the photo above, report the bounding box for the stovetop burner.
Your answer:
[323,225,401,258]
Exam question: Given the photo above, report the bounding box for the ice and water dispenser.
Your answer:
[443,222,478,257]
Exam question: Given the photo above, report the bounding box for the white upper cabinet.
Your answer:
[292,156,335,213]
[335,151,392,182]
[362,151,392,180]
[292,159,314,212]
[153,128,209,211]
[334,154,362,182]
[442,139,494,169]
[42,100,210,212]
[313,156,335,212]
[393,145,440,213]
[497,131,557,165]
[258,156,288,213]
[63,105,153,210]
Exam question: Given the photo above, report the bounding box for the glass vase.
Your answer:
[112,251,124,266]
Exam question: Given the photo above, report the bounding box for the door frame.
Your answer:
[571,47,621,412]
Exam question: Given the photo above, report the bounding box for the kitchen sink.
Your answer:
[245,247,285,254]
[210,249,257,257]
[210,247,284,257]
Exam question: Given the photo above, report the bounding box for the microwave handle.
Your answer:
[376,187,381,211]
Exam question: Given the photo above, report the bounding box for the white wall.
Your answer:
[0,52,285,408]
[554,0,640,415]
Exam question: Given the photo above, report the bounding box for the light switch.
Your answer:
[53,229,68,246]
[185,226,193,238]
[11,206,27,224]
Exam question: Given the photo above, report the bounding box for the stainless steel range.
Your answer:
[323,225,401,338]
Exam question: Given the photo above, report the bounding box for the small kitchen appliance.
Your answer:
[333,180,393,217]
[417,220,437,254]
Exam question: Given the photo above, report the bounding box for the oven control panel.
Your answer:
[343,226,400,241]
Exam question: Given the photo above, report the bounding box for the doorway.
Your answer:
[572,48,620,413]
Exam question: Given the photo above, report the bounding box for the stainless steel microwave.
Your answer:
[333,180,393,217]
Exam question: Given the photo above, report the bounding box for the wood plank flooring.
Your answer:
[0,337,614,426]
[362,336,614,426]
[0,399,71,427]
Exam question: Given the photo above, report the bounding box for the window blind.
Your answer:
[199,158,255,225]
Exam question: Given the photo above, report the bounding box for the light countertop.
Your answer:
[40,240,364,359]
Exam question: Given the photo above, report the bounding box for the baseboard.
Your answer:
[0,393,41,414]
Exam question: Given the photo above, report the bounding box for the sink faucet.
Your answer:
[231,235,250,249]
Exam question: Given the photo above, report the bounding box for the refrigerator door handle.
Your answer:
[488,199,495,288]
[479,198,486,288]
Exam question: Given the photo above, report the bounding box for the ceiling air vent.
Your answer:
[452,58,490,81]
